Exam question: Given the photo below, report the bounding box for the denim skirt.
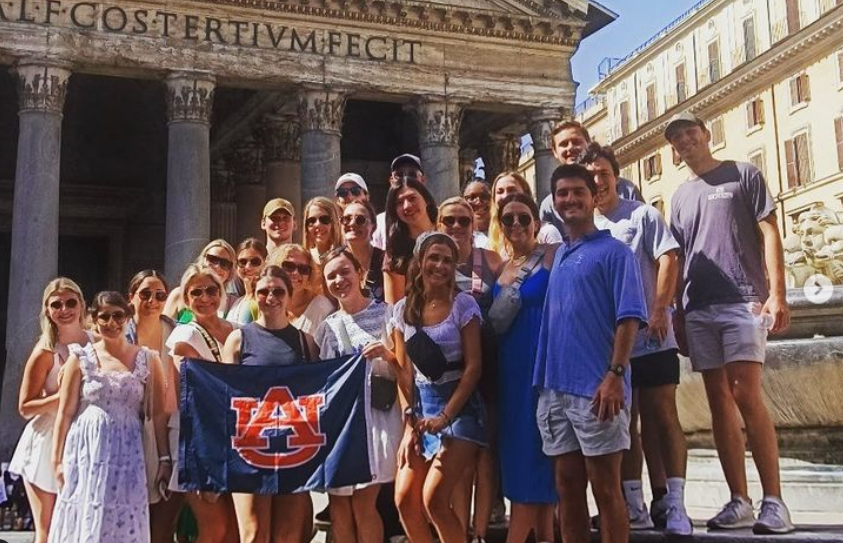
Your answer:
[416,379,487,459]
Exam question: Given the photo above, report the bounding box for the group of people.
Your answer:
[8,111,796,543]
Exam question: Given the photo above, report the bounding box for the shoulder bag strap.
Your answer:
[513,247,546,289]
[471,248,484,296]
[298,329,313,362]
[190,322,222,363]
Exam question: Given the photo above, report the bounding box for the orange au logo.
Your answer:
[230,386,326,469]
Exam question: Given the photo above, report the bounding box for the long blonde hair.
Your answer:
[179,264,226,307]
[197,239,237,286]
[302,197,342,256]
[39,277,86,351]
[267,243,324,296]
[488,172,534,255]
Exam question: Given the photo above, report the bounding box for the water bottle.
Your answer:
[748,302,774,330]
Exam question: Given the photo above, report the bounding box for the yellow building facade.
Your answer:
[576,0,843,286]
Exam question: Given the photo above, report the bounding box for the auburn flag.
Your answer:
[179,355,372,494]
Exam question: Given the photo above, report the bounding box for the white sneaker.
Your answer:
[665,503,693,536]
[706,496,755,530]
[628,502,655,530]
[753,497,795,535]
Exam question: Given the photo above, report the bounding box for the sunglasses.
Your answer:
[441,216,472,228]
[49,298,79,310]
[465,193,491,203]
[336,186,364,198]
[137,289,168,302]
[188,285,220,298]
[205,254,233,271]
[500,213,533,228]
[96,311,127,325]
[281,261,312,277]
[256,287,287,299]
[237,257,263,268]
[305,215,332,227]
[340,215,368,227]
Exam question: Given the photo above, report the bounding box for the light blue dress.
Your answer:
[494,268,557,504]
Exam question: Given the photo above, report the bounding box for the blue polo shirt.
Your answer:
[533,229,648,404]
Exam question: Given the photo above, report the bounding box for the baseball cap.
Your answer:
[391,153,423,173]
[335,173,368,192]
[262,198,294,218]
[664,112,706,141]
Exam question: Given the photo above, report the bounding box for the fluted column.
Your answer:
[415,97,464,203]
[482,133,521,183]
[164,72,215,281]
[527,109,563,203]
[298,86,346,204]
[210,158,237,243]
[229,136,267,242]
[1,61,71,460]
[258,112,302,211]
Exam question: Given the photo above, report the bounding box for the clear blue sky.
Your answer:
[572,0,707,105]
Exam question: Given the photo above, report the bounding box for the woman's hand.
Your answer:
[156,461,173,497]
[54,461,65,492]
[417,413,450,435]
[396,426,419,469]
[361,341,396,364]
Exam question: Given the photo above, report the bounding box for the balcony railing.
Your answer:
[573,94,606,117]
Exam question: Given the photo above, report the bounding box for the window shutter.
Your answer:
[835,117,843,171]
[790,78,799,107]
[838,52,843,84]
[655,153,662,175]
[757,99,765,124]
[746,102,754,128]
[675,64,687,102]
[802,74,811,102]
[643,158,652,179]
[795,133,812,184]
[785,139,798,188]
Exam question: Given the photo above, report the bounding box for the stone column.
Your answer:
[459,148,478,188]
[258,112,302,211]
[298,86,346,204]
[164,72,215,281]
[415,97,464,203]
[210,158,237,243]
[528,109,562,203]
[482,133,521,183]
[1,62,70,459]
[229,136,267,242]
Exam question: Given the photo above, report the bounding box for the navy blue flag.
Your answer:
[179,355,371,494]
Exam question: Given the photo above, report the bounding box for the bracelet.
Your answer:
[158,455,172,463]
[439,411,451,423]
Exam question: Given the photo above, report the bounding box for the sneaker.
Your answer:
[315,504,331,523]
[665,504,693,537]
[753,497,795,535]
[650,496,669,529]
[629,503,655,530]
[706,496,755,530]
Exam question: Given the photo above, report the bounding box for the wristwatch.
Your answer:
[607,364,626,377]
[402,407,416,424]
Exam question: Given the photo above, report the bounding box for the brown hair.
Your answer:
[489,172,534,255]
[89,291,133,319]
[236,237,269,259]
[403,233,459,327]
[551,120,591,143]
[127,269,169,298]
[257,265,293,295]
[498,193,541,240]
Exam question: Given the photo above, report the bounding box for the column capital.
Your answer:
[414,97,466,148]
[257,113,301,162]
[297,86,347,135]
[227,137,265,186]
[14,62,72,114]
[165,71,216,124]
[526,107,567,153]
[483,133,522,179]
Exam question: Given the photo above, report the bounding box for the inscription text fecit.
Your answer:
[1,0,422,63]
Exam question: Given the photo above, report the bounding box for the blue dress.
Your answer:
[494,267,557,504]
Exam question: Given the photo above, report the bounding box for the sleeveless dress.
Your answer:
[48,344,151,543]
[494,268,557,504]
[239,322,313,366]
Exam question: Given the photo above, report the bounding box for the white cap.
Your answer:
[335,173,368,192]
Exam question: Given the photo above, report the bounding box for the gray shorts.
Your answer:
[685,302,767,371]
[536,389,630,457]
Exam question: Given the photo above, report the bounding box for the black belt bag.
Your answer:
[405,329,463,381]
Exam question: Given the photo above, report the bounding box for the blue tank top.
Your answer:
[239,322,310,366]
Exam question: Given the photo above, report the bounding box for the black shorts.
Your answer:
[630,349,680,389]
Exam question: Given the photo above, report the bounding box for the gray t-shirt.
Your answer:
[540,177,643,236]
[669,161,775,312]
[595,199,680,357]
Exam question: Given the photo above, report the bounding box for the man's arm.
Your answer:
[592,318,639,422]
[649,249,679,343]
[758,214,790,334]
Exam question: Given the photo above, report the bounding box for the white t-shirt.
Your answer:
[166,324,223,362]
[372,212,387,250]
[293,295,335,336]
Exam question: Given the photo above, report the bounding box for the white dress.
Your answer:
[48,344,150,543]
[315,300,401,496]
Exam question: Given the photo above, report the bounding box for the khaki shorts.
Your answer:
[685,302,767,371]
[536,389,630,457]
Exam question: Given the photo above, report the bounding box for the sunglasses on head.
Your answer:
[306,215,332,227]
[96,311,127,325]
[441,216,472,228]
[188,285,220,299]
[49,298,79,310]
[256,287,287,299]
[137,289,168,302]
[281,261,313,277]
[205,254,233,271]
[340,214,368,227]
[500,213,533,228]
[237,257,263,268]
[336,186,364,198]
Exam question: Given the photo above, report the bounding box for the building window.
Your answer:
[645,83,657,122]
[619,101,631,137]
[643,153,662,180]
[708,40,721,84]
[790,73,811,107]
[749,148,766,179]
[675,63,687,102]
[784,131,813,188]
[710,117,725,147]
[746,98,765,129]
[672,147,682,166]
[835,117,843,171]
[785,0,801,35]
[743,18,757,62]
